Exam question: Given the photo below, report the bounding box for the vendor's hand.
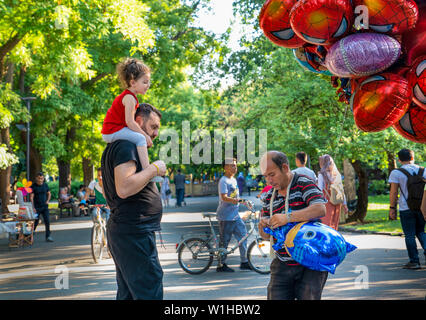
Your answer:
[269,214,288,229]
[258,217,270,230]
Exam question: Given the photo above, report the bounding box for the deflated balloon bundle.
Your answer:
[259,0,426,144]
[264,221,357,274]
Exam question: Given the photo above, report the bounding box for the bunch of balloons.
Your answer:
[259,0,426,143]
[16,179,32,197]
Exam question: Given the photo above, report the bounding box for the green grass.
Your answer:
[342,194,403,235]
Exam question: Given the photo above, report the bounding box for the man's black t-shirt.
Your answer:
[101,140,162,233]
[32,182,50,209]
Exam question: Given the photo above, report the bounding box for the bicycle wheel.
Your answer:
[91,224,104,263]
[178,238,213,275]
[247,239,272,274]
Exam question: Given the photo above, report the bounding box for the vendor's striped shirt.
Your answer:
[261,173,326,264]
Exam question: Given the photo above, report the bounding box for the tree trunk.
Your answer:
[57,158,71,191]
[387,151,397,175]
[347,160,369,223]
[20,131,43,181]
[343,159,357,201]
[343,158,357,223]
[57,127,76,191]
[82,157,93,186]
[0,127,12,211]
[30,142,43,181]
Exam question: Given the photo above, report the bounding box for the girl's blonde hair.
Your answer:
[117,58,151,88]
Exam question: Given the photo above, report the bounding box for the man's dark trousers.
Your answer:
[176,188,185,207]
[34,206,51,239]
[107,220,163,300]
[399,209,426,264]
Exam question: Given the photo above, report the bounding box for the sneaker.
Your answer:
[46,236,54,242]
[240,262,252,270]
[216,263,234,272]
[402,262,421,270]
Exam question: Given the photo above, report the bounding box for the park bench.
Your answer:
[58,198,73,218]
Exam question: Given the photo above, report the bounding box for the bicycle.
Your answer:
[176,200,272,275]
[90,204,110,263]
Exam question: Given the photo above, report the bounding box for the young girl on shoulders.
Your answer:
[101,58,153,171]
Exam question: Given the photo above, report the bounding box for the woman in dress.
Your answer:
[317,154,348,230]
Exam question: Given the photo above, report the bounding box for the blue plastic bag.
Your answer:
[264,221,357,274]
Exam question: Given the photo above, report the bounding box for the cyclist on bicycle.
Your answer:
[87,167,110,221]
[216,157,251,272]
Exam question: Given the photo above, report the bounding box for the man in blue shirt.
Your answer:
[216,158,251,272]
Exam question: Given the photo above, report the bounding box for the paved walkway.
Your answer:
[0,194,425,300]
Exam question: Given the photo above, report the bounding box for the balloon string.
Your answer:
[333,103,349,160]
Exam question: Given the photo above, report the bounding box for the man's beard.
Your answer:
[142,124,155,141]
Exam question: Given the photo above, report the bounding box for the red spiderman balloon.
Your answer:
[289,0,353,45]
[353,0,418,34]
[351,73,412,132]
[393,103,426,143]
[402,4,426,65]
[407,55,426,109]
[259,0,306,48]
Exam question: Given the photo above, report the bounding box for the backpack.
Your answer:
[397,167,425,211]
[325,179,345,205]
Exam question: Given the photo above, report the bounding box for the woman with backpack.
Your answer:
[317,154,349,231]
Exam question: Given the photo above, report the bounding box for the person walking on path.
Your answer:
[174,169,186,207]
[292,151,317,182]
[237,172,245,196]
[160,176,172,208]
[317,154,348,231]
[87,167,110,221]
[258,151,327,300]
[216,158,251,272]
[388,148,426,270]
[102,104,166,300]
[30,172,53,242]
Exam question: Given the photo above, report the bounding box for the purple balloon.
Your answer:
[325,33,401,78]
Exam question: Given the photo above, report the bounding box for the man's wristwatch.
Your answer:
[286,211,292,223]
[390,206,397,210]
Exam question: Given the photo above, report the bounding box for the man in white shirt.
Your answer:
[388,148,426,270]
[292,152,317,182]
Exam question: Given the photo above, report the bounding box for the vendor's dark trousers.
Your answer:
[267,258,328,300]
[400,209,426,264]
[33,206,51,239]
[107,222,163,300]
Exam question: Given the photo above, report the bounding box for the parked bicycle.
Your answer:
[90,204,109,263]
[176,200,272,275]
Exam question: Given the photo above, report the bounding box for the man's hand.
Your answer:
[269,213,289,229]
[258,217,271,240]
[152,160,166,176]
[389,208,397,220]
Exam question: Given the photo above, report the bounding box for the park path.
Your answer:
[0,194,425,300]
